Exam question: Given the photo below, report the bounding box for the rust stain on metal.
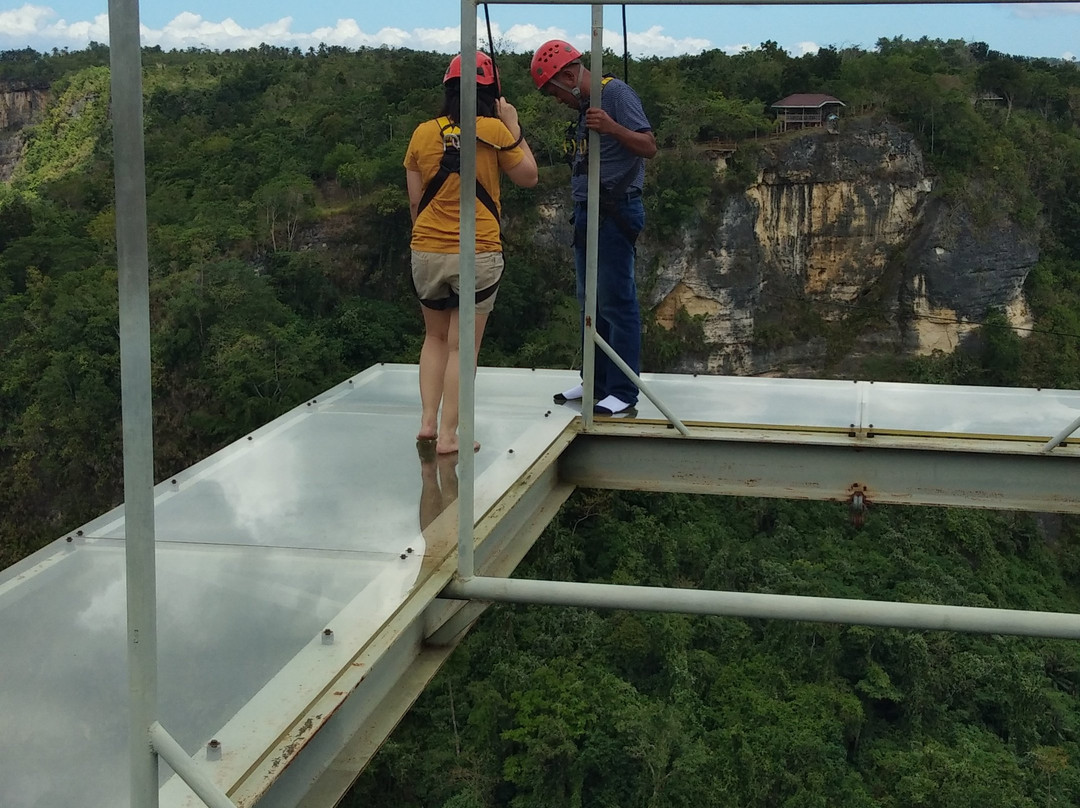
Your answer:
[270,716,318,771]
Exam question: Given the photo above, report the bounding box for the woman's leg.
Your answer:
[418,305,451,440]
[436,308,489,454]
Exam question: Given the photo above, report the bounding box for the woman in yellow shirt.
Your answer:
[404,52,537,454]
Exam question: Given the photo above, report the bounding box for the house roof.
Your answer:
[771,93,846,109]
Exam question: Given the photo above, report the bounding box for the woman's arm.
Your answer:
[406,169,424,224]
[496,98,539,188]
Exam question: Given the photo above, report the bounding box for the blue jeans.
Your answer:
[573,195,644,405]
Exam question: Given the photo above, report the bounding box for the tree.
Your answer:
[253,172,316,251]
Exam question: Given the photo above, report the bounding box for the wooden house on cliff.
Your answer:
[771,93,846,133]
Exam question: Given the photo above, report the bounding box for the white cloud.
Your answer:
[144,13,297,50]
[793,41,821,56]
[501,23,573,53]
[628,24,711,57]
[0,4,109,45]
[1008,1,1080,18]
[0,3,54,36]
[0,6,718,57]
[1064,51,1077,60]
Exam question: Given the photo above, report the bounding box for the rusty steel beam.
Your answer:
[559,425,1080,514]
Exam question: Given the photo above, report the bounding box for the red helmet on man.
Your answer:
[530,40,582,89]
[443,51,498,86]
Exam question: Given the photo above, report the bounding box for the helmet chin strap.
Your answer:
[547,63,586,106]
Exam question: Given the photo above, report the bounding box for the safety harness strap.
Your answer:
[416,116,502,224]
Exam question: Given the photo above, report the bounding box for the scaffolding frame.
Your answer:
[102,0,1080,805]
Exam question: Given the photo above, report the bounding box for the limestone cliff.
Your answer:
[0,81,50,182]
[645,119,1038,375]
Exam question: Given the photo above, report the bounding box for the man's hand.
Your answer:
[584,106,658,158]
[583,107,616,134]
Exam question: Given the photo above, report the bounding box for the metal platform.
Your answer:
[2,364,1079,808]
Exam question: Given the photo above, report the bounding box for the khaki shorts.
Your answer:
[411,250,503,314]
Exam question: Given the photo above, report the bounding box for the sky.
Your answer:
[0,0,1077,62]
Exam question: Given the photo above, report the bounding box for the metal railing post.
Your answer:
[457,0,479,581]
[581,4,604,430]
[107,0,159,804]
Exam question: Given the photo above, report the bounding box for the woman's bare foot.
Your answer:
[417,428,437,441]
[416,439,437,463]
[436,438,480,455]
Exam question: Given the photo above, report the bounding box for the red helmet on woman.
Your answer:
[530,40,582,89]
[443,51,498,86]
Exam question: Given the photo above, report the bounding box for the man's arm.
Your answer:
[583,108,657,158]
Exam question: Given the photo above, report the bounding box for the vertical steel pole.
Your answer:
[107,0,159,805]
[457,0,478,581]
[582,5,604,431]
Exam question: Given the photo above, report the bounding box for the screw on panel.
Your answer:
[76,530,84,536]
[406,547,414,554]
[400,553,407,560]
[207,739,222,761]
[322,628,334,645]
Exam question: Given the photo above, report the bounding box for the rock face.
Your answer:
[645,119,1038,375]
[0,81,50,182]
[902,198,1036,354]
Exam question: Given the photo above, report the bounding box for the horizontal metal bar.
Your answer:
[474,0,1060,5]
[150,723,235,808]
[560,427,1080,513]
[443,576,1080,639]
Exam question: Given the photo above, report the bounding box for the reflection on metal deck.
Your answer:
[2,364,1078,808]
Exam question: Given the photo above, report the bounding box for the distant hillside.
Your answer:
[1,39,1079,564]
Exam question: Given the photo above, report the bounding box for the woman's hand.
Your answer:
[496,97,521,138]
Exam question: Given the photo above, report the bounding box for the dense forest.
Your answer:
[1,38,1080,806]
